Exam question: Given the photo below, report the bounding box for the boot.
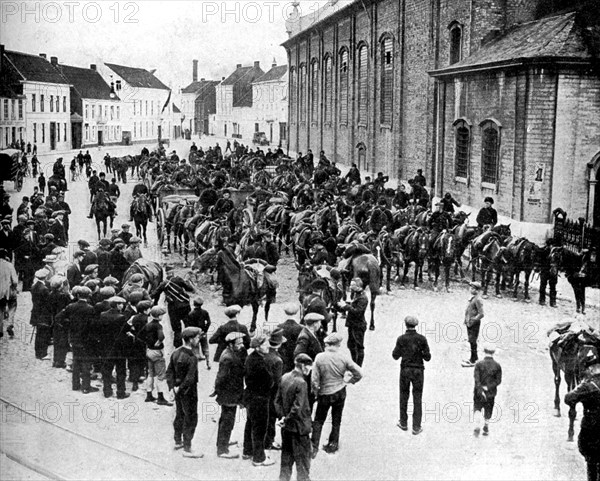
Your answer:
[157,392,173,406]
[206,361,211,370]
[132,382,138,392]
[145,392,156,402]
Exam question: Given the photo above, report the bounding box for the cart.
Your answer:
[155,189,198,248]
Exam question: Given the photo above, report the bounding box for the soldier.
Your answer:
[476,197,498,229]
[215,332,247,459]
[392,316,431,435]
[462,281,485,367]
[275,353,314,481]
[166,327,203,458]
[337,278,368,367]
[472,343,502,437]
[428,202,452,245]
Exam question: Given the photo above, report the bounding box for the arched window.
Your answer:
[339,48,349,124]
[323,55,333,124]
[357,44,368,124]
[357,142,367,171]
[310,59,319,123]
[449,22,463,65]
[480,119,501,185]
[380,35,393,125]
[289,67,296,121]
[299,63,307,123]
[453,119,471,179]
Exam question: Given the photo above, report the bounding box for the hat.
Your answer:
[130,236,141,244]
[269,329,287,347]
[103,276,119,286]
[108,296,126,305]
[294,353,313,366]
[76,286,92,298]
[130,273,144,283]
[284,303,299,315]
[84,264,99,274]
[44,233,55,241]
[182,327,201,340]
[128,291,145,304]
[137,300,153,312]
[121,223,130,229]
[404,316,419,327]
[35,269,49,279]
[84,279,100,290]
[99,286,116,298]
[78,239,90,247]
[224,305,242,318]
[99,239,112,247]
[324,332,343,345]
[73,250,85,259]
[43,254,57,263]
[250,334,268,349]
[484,197,494,204]
[469,281,482,290]
[304,312,324,324]
[150,306,167,317]
[1,219,11,225]
[51,210,65,218]
[26,219,35,225]
[48,275,65,289]
[483,343,497,355]
[225,331,245,343]
[310,278,328,291]
[17,214,27,222]
[113,238,125,246]
[193,296,204,307]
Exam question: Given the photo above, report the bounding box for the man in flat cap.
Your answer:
[462,281,485,367]
[78,239,98,273]
[476,197,498,229]
[139,306,173,406]
[128,300,152,391]
[49,210,67,247]
[243,334,277,467]
[30,269,52,359]
[214,331,247,459]
[337,278,368,366]
[123,237,143,264]
[277,303,304,374]
[81,264,100,286]
[275,353,314,481]
[119,273,150,303]
[392,316,431,435]
[295,313,325,410]
[209,305,251,363]
[265,329,287,451]
[166,326,203,458]
[311,333,363,456]
[95,239,112,279]
[67,251,85,288]
[95,296,130,398]
[118,223,133,246]
[472,343,502,437]
[184,297,212,370]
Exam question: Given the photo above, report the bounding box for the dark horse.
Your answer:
[402,228,430,289]
[122,259,164,297]
[130,194,153,246]
[90,191,113,239]
[504,238,538,301]
[297,264,343,333]
[562,248,598,315]
[429,231,456,292]
[339,253,381,331]
[215,246,276,332]
[550,327,600,441]
[372,229,404,293]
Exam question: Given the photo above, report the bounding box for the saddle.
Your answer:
[507,237,528,257]
[244,260,277,291]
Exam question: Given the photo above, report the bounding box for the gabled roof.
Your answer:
[253,65,288,83]
[0,82,24,99]
[172,103,181,113]
[56,64,118,101]
[3,50,70,84]
[104,62,169,90]
[181,79,220,94]
[221,65,265,86]
[430,12,598,77]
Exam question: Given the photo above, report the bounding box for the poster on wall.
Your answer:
[527,162,545,205]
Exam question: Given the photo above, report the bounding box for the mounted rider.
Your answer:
[428,202,452,247]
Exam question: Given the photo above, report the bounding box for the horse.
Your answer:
[549,327,600,441]
[476,237,509,298]
[402,228,430,289]
[265,203,293,254]
[90,191,113,239]
[214,246,276,332]
[297,264,343,333]
[470,225,512,281]
[130,193,153,246]
[562,248,598,314]
[122,259,164,297]
[504,238,538,301]
[451,219,479,278]
[372,229,404,293]
[428,231,456,292]
[338,253,381,330]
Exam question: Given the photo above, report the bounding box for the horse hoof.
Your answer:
[553,410,561,418]
[369,325,375,331]
[567,437,574,443]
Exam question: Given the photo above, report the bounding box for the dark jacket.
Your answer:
[166,346,198,397]
[55,299,96,348]
[392,329,431,369]
[474,356,502,398]
[215,346,247,405]
[154,276,194,309]
[95,308,130,358]
[294,327,323,362]
[30,281,52,326]
[185,307,211,333]
[565,372,600,462]
[277,319,303,373]
[67,263,82,288]
[80,250,98,273]
[342,291,368,330]
[209,320,251,362]
[476,207,498,228]
[275,370,312,435]
[244,350,274,401]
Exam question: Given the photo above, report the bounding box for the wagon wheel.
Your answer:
[157,207,166,247]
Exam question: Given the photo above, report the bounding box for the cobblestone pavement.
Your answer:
[0,145,597,480]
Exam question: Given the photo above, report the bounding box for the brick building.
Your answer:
[283,0,600,229]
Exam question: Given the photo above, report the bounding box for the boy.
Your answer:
[473,343,502,437]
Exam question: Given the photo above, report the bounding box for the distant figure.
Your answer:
[413,169,426,187]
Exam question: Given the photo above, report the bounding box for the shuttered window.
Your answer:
[339,49,349,124]
[311,59,319,123]
[380,36,393,125]
[323,55,333,124]
[358,45,368,124]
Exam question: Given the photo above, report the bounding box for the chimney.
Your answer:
[192,59,198,82]
[236,63,242,69]
[50,56,58,66]
[272,57,277,68]
[149,69,156,75]
[90,64,96,71]
[254,61,260,68]
[39,53,47,59]
[222,77,225,81]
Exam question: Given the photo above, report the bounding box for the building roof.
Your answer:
[181,79,220,94]
[221,64,265,86]
[253,65,288,83]
[284,0,357,41]
[430,12,598,77]
[0,82,24,99]
[3,50,70,84]
[104,62,169,90]
[172,103,181,113]
[56,64,118,101]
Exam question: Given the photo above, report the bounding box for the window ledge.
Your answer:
[358,122,367,128]
[481,182,497,190]
[454,176,468,184]
[380,123,392,130]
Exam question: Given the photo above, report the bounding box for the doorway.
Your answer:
[98,130,104,146]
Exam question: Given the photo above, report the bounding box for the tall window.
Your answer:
[32,94,36,112]
[92,105,95,119]
[454,119,471,178]
[310,59,319,123]
[63,96,66,112]
[11,100,15,119]
[40,94,44,112]
[145,101,148,116]
[380,35,394,125]
[134,122,136,138]
[57,123,60,143]
[289,67,296,121]
[55,96,59,112]
[85,104,89,119]
[358,44,368,124]
[299,63,306,123]
[323,55,332,124]
[42,123,45,143]
[117,106,120,120]
[18,100,23,119]
[50,95,54,112]
[339,48,349,124]
[449,23,462,65]
[3,100,8,119]
[33,123,37,143]
[133,101,136,116]
[481,120,500,184]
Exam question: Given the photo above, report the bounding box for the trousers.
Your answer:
[243,396,270,463]
[72,346,91,390]
[174,393,198,450]
[311,387,346,451]
[217,404,237,455]
[467,322,481,363]
[280,430,311,481]
[347,326,366,366]
[101,357,126,397]
[399,367,424,429]
[539,271,557,305]
[34,324,52,359]
[168,304,190,348]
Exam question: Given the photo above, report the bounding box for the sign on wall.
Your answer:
[526,162,545,205]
